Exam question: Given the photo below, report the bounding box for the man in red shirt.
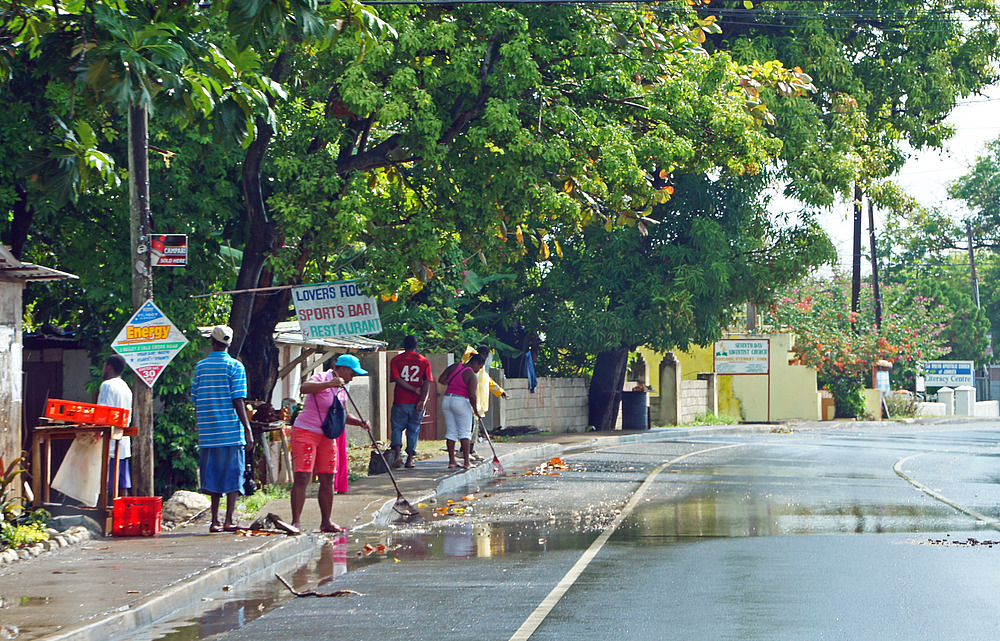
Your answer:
[389,335,434,468]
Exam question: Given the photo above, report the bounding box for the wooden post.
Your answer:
[129,103,155,497]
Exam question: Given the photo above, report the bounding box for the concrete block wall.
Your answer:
[679,379,709,424]
[916,402,946,417]
[975,400,1000,418]
[502,377,589,433]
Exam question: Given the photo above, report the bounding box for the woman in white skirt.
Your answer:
[438,354,486,468]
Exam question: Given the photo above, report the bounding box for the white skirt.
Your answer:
[442,394,474,441]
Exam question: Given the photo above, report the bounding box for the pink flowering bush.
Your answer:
[763,272,951,417]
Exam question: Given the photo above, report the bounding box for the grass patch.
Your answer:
[690,412,739,426]
[656,412,740,428]
[235,484,289,518]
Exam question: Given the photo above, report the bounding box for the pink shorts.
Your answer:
[290,427,338,475]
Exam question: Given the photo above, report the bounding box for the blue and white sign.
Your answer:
[924,360,974,387]
[111,300,189,388]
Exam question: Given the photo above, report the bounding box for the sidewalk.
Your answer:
[0,424,783,641]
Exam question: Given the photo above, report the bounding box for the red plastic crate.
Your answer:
[44,399,130,428]
[113,497,162,537]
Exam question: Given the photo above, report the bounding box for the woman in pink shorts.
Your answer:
[290,354,370,532]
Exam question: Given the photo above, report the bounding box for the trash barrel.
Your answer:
[620,391,649,430]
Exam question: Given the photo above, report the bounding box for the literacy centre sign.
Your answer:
[714,339,770,375]
[111,300,189,388]
[293,280,382,340]
[924,360,974,387]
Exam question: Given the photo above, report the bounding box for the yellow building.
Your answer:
[638,333,824,423]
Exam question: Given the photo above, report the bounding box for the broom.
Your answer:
[477,416,506,476]
[343,388,420,517]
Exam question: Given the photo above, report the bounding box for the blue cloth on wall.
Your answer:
[524,349,538,393]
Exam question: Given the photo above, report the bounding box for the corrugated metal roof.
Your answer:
[0,246,77,282]
[199,321,386,351]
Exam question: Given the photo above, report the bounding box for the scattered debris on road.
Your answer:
[276,574,364,598]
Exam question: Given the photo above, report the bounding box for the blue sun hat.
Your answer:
[336,354,368,375]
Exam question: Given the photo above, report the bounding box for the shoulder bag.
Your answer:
[312,391,346,440]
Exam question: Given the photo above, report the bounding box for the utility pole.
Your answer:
[967,221,981,308]
[851,184,863,331]
[128,103,154,496]
[868,199,883,329]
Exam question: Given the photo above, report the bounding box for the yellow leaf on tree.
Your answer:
[540,240,550,259]
[515,225,524,245]
[564,180,574,193]
[553,239,563,257]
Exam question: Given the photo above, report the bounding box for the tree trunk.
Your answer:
[229,114,277,359]
[242,286,292,403]
[229,52,291,360]
[128,103,154,497]
[6,184,32,259]
[588,347,630,431]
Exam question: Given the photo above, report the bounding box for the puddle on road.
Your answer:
[134,464,989,640]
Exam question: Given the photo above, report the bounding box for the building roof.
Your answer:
[0,246,77,282]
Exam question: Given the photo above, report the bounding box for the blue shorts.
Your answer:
[199,446,246,495]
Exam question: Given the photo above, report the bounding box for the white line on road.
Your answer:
[894,452,1000,530]
[507,443,745,641]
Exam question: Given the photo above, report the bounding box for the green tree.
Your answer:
[706,0,1000,206]
[221,2,818,403]
[501,172,835,428]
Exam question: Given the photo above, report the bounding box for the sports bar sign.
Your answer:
[714,339,770,375]
[292,280,382,340]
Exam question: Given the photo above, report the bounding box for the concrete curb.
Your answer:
[47,533,321,641]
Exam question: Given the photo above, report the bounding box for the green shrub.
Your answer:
[884,392,918,419]
[1,522,48,549]
[826,377,866,418]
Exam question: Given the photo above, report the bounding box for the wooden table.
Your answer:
[31,422,126,535]
[250,421,292,485]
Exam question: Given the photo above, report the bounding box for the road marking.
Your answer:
[894,452,1000,530]
[507,443,745,641]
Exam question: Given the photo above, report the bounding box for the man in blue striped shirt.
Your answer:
[191,325,254,533]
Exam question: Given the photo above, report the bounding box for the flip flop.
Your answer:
[223,524,243,532]
[320,524,347,533]
[209,524,224,533]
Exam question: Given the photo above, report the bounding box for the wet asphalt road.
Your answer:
[191,422,1000,640]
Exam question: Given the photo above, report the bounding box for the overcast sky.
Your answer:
[806,86,1000,272]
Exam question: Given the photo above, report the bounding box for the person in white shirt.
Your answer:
[98,354,133,496]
